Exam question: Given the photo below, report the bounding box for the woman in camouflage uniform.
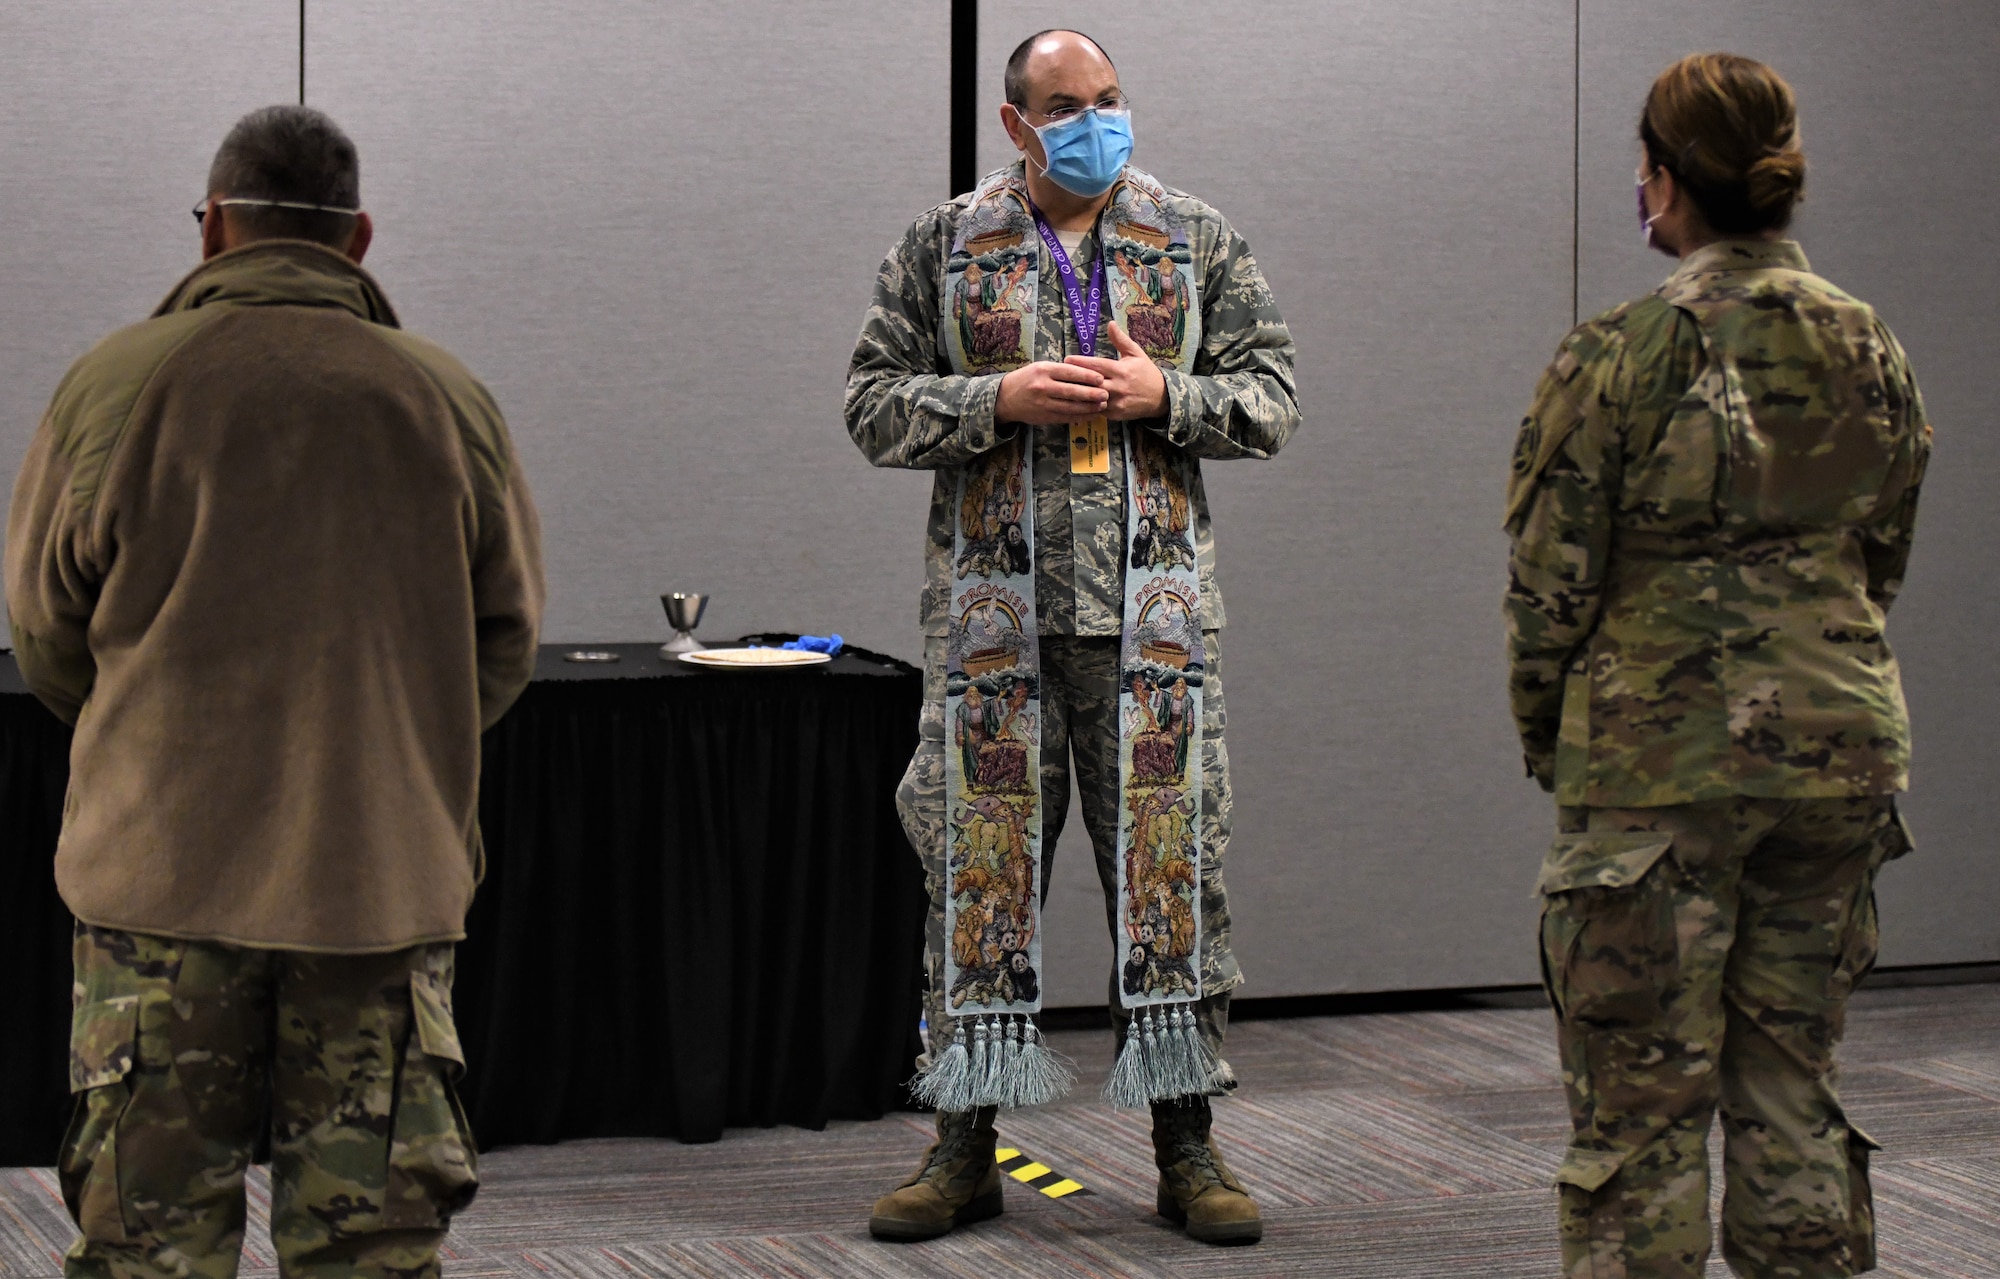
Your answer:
[1505,53,1931,1279]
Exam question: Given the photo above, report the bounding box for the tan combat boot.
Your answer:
[1152,1096,1263,1244]
[868,1106,1003,1241]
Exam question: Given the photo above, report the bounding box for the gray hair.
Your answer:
[206,105,361,247]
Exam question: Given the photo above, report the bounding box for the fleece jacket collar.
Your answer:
[152,238,401,327]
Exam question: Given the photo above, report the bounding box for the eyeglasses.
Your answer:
[1023,93,1132,124]
[191,197,361,226]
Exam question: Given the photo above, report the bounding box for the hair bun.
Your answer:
[1642,53,1807,233]
[1746,149,1807,215]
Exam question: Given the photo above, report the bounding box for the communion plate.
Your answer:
[679,648,832,669]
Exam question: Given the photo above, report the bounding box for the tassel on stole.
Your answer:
[911,1014,1075,1110]
[997,1019,1023,1108]
[910,1020,972,1111]
[1182,1005,1223,1094]
[967,1019,991,1103]
[1012,1019,1076,1107]
[1141,1007,1172,1098]
[1102,1007,1154,1109]
[980,1018,1008,1101]
[1101,1005,1215,1109]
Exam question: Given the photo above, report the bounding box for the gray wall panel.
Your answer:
[309,0,947,653]
[1579,2,2000,967]
[979,3,1575,1002]
[9,2,1982,1005]
[0,4,300,630]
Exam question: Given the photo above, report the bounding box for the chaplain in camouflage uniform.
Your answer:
[846,30,1296,1247]
[8,106,542,1278]
[1506,54,1930,1279]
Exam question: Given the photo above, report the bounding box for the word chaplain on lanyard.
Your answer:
[1032,209,1111,475]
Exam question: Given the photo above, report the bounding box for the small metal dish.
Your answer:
[562,650,622,664]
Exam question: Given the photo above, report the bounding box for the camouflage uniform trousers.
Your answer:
[896,630,1243,1089]
[58,925,478,1279]
[1538,796,1913,1279]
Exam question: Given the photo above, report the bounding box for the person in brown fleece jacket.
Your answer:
[5,105,543,1278]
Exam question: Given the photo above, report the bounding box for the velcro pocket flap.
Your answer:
[1537,832,1673,896]
[410,972,466,1075]
[69,993,140,1092]
[1553,1146,1628,1194]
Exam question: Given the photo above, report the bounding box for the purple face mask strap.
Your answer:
[1636,169,1665,247]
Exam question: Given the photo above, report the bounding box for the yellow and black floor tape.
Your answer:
[994,1144,1093,1199]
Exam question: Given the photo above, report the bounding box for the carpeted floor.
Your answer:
[4,983,1997,1277]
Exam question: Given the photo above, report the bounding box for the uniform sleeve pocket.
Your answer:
[1503,361,1589,534]
[1538,832,1678,1028]
[385,970,479,1229]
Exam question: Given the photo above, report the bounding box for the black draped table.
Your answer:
[0,639,926,1165]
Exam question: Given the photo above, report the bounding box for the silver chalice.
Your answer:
[660,592,709,657]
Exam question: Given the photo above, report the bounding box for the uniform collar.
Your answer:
[1667,238,1811,285]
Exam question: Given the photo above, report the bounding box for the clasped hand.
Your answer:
[994,322,1167,427]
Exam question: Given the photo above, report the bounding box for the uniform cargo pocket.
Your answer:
[58,995,140,1242]
[1883,800,1915,862]
[68,994,139,1093]
[384,971,479,1229]
[1537,832,1674,895]
[1553,1145,1629,1195]
[1538,832,1677,1028]
[1827,885,1881,1013]
[409,972,466,1077]
[1845,1121,1882,1271]
[1553,1146,1633,1263]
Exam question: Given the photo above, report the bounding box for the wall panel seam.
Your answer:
[1568,0,1584,323]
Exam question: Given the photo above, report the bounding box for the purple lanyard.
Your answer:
[1030,208,1104,358]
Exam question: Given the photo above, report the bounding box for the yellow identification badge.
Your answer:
[1070,416,1110,474]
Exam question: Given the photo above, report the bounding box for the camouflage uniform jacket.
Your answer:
[845,161,1299,637]
[1505,240,1930,807]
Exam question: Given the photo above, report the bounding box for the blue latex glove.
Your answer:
[782,633,843,655]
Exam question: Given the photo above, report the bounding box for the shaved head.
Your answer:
[996,28,1128,217]
[1003,29,1116,110]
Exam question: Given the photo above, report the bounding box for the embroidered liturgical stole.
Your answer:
[917,165,1215,1111]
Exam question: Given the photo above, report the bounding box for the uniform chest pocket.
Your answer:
[1538,832,1679,1028]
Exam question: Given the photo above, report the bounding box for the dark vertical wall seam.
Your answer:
[1571,0,1581,326]
[950,0,977,195]
[299,0,307,103]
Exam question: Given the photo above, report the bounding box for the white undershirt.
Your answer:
[1054,227,1093,266]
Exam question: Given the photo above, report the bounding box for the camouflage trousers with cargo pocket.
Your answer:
[896,632,1243,1088]
[1538,796,1913,1279]
[58,925,479,1279]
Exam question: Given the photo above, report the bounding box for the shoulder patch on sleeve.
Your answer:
[1504,318,1625,531]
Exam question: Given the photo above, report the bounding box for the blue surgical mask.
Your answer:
[1027,107,1134,197]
